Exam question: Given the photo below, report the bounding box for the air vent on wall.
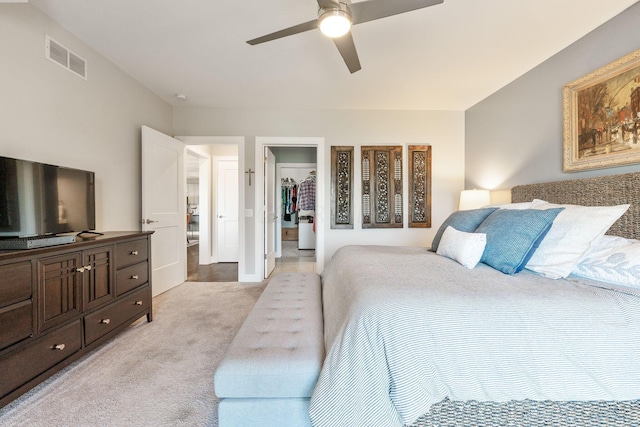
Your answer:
[45,35,87,80]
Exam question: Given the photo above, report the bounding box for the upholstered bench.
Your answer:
[214,272,324,427]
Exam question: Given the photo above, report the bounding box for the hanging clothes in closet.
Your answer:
[296,172,316,211]
[281,178,297,221]
[297,171,316,249]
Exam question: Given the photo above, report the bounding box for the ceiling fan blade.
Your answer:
[333,33,361,73]
[351,0,443,25]
[247,19,319,45]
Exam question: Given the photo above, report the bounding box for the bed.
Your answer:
[308,171,640,426]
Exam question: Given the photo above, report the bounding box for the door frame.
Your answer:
[176,136,246,279]
[254,137,325,279]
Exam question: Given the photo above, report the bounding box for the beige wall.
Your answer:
[0,3,464,278]
[0,4,173,232]
[174,107,465,269]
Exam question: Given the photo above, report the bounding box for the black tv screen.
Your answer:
[0,156,95,238]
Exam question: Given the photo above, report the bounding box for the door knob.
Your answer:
[218,215,225,218]
[144,219,158,224]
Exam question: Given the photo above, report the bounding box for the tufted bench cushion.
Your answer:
[214,272,324,426]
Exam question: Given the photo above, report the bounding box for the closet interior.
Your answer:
[272,146,317,257]
[281,171,316,250]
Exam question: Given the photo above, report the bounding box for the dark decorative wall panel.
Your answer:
[330,146,354,229]
[361,146,403,228]
[408,145,432,228]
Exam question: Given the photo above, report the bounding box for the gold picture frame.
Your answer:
[563,49,640,172]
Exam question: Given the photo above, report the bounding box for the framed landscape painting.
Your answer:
[563,49,640,172]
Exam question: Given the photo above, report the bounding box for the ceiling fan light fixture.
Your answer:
[318,5,352,38]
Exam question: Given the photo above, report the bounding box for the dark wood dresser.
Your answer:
[0,231,153,407]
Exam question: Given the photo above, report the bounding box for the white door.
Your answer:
[264,148,276,278]
[216,159,239,262]
[141,126,186,296]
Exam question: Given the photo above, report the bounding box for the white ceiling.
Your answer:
[31,0,639,111]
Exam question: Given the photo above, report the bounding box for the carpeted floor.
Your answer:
[0,281,265,427]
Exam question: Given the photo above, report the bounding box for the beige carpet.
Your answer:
[0,281,265,427]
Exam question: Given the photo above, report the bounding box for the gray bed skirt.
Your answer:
[406,398,640,426]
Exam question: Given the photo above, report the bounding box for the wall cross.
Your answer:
[245,168,255,186]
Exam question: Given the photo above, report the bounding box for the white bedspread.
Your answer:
[308,245,640,427]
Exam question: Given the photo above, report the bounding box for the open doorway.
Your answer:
[256,138,325,280]
[273,150,317,262]
[275,158,317,275]
[179,138,242,282]
[185,150,201,247]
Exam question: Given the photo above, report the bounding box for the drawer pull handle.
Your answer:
[101,318,111,325]
[131,250,139,256]
[53,344,66,351]
[76,267,85,273]
[131,275,139,280]
[135,300,143,306]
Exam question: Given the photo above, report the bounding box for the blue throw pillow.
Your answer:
[475,208,564,274]
[431,208,498,252]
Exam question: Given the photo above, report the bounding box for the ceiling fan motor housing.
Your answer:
[318,3,352,38]
[247,0,444,73]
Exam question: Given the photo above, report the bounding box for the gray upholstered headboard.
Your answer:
[511,172,640,240]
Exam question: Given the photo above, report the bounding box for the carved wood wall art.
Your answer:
[408,145,432,228]
[330,146,354,229]
[361,146,403,228]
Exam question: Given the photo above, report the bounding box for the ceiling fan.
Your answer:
[246,0,444,74]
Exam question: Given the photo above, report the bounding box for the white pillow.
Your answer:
[436,226,487,269]
[525,199,629,278]
[485,201,533,210]
[572,235,640,289]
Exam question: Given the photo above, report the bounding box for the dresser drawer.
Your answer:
[0,261,32,309]
[282,227,299,241]
[0,320,81,399]
[84,286,150,345]
[116,262,148,296]
[0,300,32,351]
[115,239,148,269]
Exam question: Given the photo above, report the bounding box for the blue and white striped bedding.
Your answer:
[309,245,640,427]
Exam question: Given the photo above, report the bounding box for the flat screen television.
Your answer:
[0,156,96,238]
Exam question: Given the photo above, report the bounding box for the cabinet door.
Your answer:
[82,245,114,311]
[0,261,33,309]
[37,253,82,333]
[0,261,34,350]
